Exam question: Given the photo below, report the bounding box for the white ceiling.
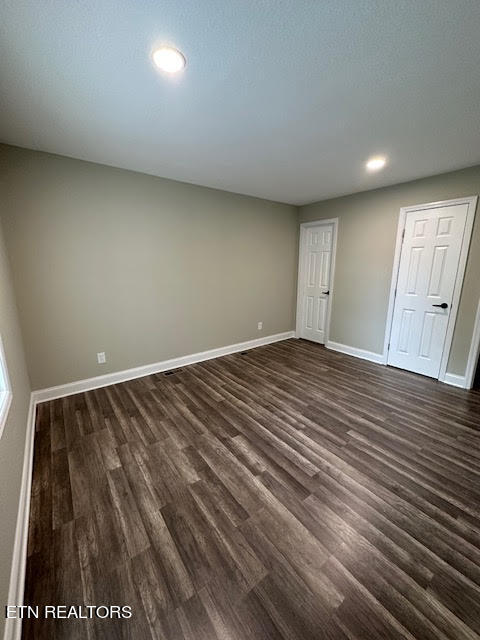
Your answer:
[1,1,480,205]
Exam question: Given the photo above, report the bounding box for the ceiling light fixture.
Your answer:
[152,47,186,74]
[365,155,387,172]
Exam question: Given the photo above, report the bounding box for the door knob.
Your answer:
[432,302,448,309]
[324,291,330,295]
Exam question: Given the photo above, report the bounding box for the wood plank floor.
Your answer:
[23,338,480,639]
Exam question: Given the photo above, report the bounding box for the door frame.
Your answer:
[463,298,480,389]
[383,195,478,383]
[296,218,339,343]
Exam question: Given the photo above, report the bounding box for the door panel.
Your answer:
[387,204,468,377]
[298,224,333,344]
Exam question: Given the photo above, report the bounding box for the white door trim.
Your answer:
[383,195,478,382]
[296,218,338,343]
[464,297,480,389]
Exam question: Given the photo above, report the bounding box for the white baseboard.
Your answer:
[326,340,386,365]
[32,331,295,403]
[325,341,472,389]
[442,372,467,389]
[326,341,471,388]
[4,396,37,640]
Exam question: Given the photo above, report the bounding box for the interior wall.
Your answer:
[0,144,299,390]
[0,220,31,639]
[299,165,480,377]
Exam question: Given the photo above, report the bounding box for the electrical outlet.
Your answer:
[257,321,263,330]
[97,352,106,364]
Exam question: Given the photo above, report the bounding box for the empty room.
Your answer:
[2,1,480,639]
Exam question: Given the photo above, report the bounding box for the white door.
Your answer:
[387,203,469,377]
[298,223,333,344]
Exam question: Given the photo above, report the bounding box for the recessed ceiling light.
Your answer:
[152,47,186,74]
[366,155,387,172]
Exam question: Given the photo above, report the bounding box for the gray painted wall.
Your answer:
[299,165,480,376]
[0,221,31,639]
[0,145,298,390]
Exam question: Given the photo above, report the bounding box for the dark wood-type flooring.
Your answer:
[23,339,480,639]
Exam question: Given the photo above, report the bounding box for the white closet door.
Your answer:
[388,203,468,377]
[298,224,333,344]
